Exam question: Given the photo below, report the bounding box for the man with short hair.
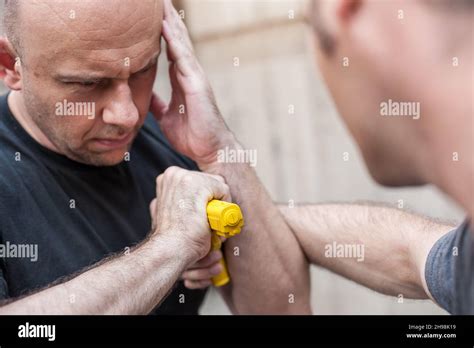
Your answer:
[175,0,473,314]
[0,0,311,314]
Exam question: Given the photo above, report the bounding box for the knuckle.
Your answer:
[181,173,195,185]
[163,167,173,178]
[221,183,231,195]
[164,166,187,182]
[155,174,163,185]
[212,174,225,183]
[165,166,179,175]
[183,50,193,60]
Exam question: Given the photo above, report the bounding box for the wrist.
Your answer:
[195,130,242,172]
[198,135,247,174]
[145,232,197,270]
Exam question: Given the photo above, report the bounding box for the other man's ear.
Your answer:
[311,0,362,55]
[0,37,22,90]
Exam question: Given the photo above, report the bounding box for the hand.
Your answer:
[149,166,231,265]
[181,249,224,289]
[150,0,238,170]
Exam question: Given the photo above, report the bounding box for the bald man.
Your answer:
[0,0,311,314]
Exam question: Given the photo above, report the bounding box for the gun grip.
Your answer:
[210,232,230,287]
[212,258,230,287]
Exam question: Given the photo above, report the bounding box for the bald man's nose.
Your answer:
[102,81,139,130]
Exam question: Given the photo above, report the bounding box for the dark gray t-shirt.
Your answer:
[425,221,473,314]
[0,93,206,314]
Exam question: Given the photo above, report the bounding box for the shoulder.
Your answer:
[0,149,23,207]
[0,109,32,222]
[0,149,24,236]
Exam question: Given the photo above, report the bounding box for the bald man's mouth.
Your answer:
[92,132,135,151]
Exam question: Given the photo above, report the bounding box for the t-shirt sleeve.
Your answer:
[0,192,9,299]
[424,227,460,314]
[425,222,474,314]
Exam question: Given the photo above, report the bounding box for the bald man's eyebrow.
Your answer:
[136,52,160,73]
[56,73,107,83]
[55,50,161,82]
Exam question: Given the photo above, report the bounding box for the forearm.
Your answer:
[0,235,189,315]
[280,202,453,299]
[204,143,311,314]
[155,0,311,314]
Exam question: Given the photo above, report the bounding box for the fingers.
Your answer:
[188,250,222,269]
[149,198,158,230]
[204,176,231,204]
[204,173,232,202]
[173,168,229,203]
[163,0,193,50]
[149,198,157,217]
[155,169,166,198]
[208,174,225,184]
[155,168,230,210]
[162,20,197,79]
[183,279,212,290]
[152,166,230,290]
[162,0,204,89]
[183,262,223,281]
[182,252,224,290]
[168,63,185,107]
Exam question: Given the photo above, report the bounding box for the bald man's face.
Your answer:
[18,0,163,166]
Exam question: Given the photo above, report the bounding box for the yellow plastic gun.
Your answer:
[206,200,244,287]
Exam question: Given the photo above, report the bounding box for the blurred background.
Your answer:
[0,0,464,314]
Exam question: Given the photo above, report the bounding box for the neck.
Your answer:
[421,105,474,224]
[437,163,474,224]
[7,91,61,154]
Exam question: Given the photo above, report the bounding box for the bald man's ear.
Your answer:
[0,37,22,91]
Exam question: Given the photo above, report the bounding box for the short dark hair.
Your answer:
[310,0,335,55]
[310,0,473,55]
[3,0,22,56]
[427,0,474,11]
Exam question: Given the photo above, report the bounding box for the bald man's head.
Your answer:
[1,0,164,166]
[4,0,163,61]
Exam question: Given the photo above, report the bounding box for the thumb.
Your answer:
[149,198,158,231]
[149,93,169,122]
[149,198,157,217]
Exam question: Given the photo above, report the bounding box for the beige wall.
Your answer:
[0,0,464,315]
